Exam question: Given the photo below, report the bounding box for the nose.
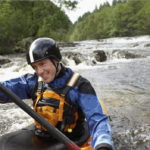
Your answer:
[35,66,44,75]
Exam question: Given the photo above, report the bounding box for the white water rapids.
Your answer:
[0,35,150,150]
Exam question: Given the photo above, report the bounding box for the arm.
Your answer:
[75,78,114,150]
[0,73,37,103]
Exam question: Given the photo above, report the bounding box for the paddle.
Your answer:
[0,84,80,150]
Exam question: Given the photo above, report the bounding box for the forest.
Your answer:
[0,0,150,54]
[70,0,150,41]
[0,0,72,54]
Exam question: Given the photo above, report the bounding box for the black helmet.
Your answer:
[26,38,62,64]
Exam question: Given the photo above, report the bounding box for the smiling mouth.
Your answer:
[41,76,47,80]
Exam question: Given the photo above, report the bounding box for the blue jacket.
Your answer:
[0,67,114,149]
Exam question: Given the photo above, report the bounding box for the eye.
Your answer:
[39,62,45,67]
[31,59,48,71]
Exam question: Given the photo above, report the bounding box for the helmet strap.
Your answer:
[50,59,60,78]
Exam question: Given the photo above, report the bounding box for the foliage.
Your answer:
[52,0,78,10]
[69,0,150,41]
[1,0,150,54]
[0,0,72,54]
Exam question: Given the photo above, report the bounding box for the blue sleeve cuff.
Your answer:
[94,134,114,150]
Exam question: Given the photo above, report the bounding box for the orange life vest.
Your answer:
[33,72,80,133]
[32,72,93,149]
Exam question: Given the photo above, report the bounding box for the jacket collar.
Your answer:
[48,67,73,89]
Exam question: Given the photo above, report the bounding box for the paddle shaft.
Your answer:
[0,84,80,150]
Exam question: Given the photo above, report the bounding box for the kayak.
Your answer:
[0,125,92,150]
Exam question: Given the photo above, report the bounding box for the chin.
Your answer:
[42,76,54,83]
[43,80,50,83]
[43,78,52,83]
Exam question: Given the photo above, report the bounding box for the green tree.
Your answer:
[69,0,149,41]
[52,0,78,9]
[0,0,72,54]
[135,0,150,35]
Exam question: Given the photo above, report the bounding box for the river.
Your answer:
[0,36,150,150]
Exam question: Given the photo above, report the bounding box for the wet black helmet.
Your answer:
[26,38,62,64]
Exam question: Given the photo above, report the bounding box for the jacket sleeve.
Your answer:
[72,77,114,149]
[0,74,37,103]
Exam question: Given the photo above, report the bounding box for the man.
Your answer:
[0,38,114,150]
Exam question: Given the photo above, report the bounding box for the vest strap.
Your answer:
[66,72,80,87]
[61,72,80,96]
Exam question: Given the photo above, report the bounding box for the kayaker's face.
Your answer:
[31,58,57,83]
